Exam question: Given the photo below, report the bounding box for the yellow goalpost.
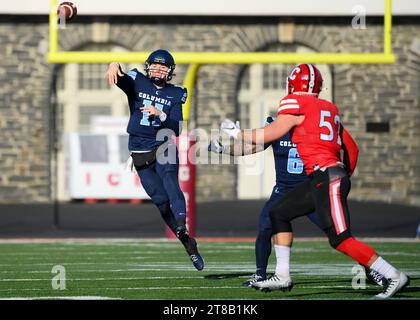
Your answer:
[48,0,394,120]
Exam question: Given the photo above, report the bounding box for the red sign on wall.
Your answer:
[166,132,196,238]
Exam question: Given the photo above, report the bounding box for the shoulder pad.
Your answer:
[177,86,188,104]
[126,69,139,80]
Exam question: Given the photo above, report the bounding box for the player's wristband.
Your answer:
[159,112,167,122]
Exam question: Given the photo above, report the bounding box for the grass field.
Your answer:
[0,238,419,300]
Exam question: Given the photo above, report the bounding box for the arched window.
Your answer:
[55,43,138,200]
[56,44,136,134]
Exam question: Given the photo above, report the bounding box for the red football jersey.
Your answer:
[277,94,343,175]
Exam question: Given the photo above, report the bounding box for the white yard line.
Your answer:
[0,238,174,244]
[0,296,119,300]
[2,285,418,292]
[0,276,205,282]
[0,286,262,291]
[0,237,418,244]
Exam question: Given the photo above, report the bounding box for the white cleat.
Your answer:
[375,271,410,299]
[251,274,293,292]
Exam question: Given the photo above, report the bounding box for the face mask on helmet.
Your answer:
[286,64,323,96]
[145,49,176,85]
[147,63,170,83]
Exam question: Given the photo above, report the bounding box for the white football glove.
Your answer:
[208,139,226,154]
[221,119,241,139]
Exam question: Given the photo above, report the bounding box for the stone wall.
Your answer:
[0,16,418,205]
[0,19,52,202]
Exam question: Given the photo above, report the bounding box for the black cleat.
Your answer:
[175,224,204,271]
[182,237,204,271]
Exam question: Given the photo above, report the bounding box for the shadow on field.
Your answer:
[276,287,380,298]
[202,273,419,299]
[284,283,419,298]
[204,272,251,280]
[293,278,351,285]
[205,273,352,286]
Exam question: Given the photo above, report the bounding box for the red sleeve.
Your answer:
[277,97,301,116]
[341,128,359,176]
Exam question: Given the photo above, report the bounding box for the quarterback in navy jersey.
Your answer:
[119,66,187,151]
[209,116,321,285]
[106,49,204,271]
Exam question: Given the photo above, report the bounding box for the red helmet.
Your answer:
[287,64,323,95]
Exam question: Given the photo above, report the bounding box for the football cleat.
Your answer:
[242,274,266,287]
[182,237,204,271]
[375,271,410,299]
[251,274,293,292]
[364,266,388,287]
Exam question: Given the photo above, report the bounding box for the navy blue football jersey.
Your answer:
[264,116,308,189]
[116,68,187,151]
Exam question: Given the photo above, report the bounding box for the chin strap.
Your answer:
[151,78,166,87]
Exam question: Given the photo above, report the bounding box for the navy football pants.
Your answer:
[136,149,187,231]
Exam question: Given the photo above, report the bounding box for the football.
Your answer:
[57,2,77,21]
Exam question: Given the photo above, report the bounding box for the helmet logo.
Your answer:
[287,64,323,95]
[288,66,301,80]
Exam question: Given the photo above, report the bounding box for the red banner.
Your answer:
[166,132,196,238]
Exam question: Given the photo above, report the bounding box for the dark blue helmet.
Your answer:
[145,49,176,83]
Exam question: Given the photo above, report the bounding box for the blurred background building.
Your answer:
[0,0,419,237]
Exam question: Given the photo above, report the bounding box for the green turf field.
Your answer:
[0,239,418,300]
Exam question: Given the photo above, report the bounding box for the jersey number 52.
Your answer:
[319,110,342,146]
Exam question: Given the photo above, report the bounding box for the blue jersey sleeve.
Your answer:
[116,67,137,96]
[161,87,187,136]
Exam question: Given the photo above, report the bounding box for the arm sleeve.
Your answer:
[341,128,359,176]
[116,67,136,96]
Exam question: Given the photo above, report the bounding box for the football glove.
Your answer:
[208,139,226,154]
[221,119,241,139]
